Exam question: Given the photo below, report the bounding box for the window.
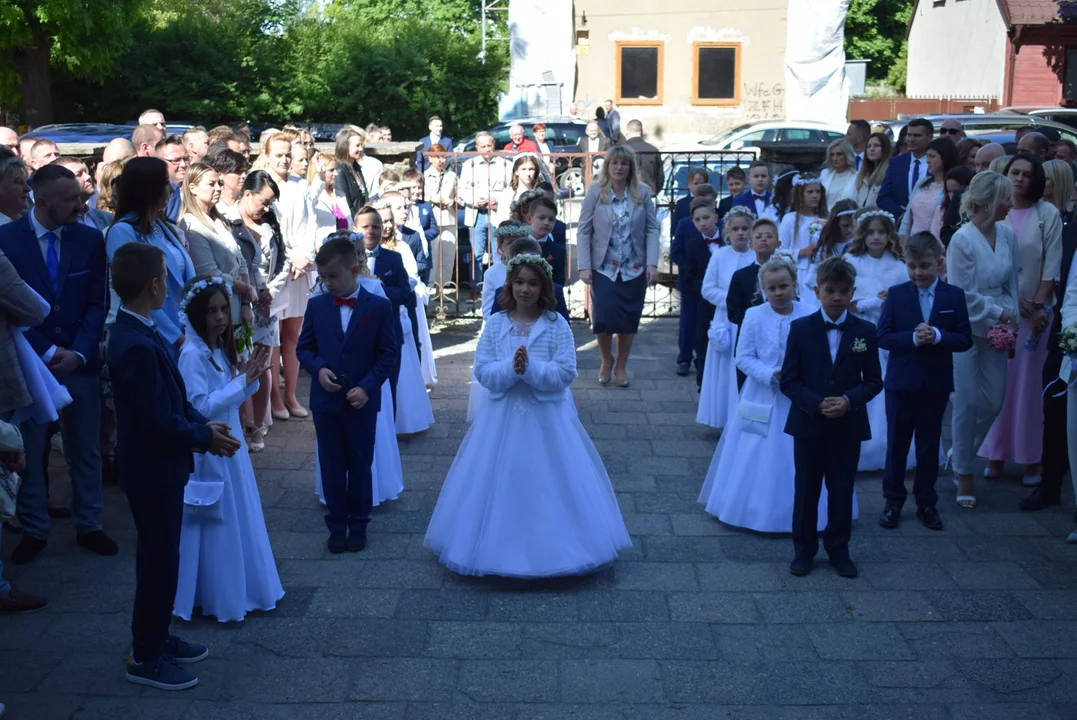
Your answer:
[615,41,663,105]
[1065,47,1077,100]
[692,42,741,106]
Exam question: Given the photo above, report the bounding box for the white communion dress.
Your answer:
[466,256,507,423]
[697,245,755,429]
[698,301,860,532]
[173,332,284,622]
[425,310,631,577]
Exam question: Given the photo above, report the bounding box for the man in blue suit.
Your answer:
[415,115,454,171]
[155,135,190,223]
[878,118,933,223]
[0,164,116,565]
[781,257,883,578]
[877,232,972,530]
[298,238,398,553]
[731,161,772,220]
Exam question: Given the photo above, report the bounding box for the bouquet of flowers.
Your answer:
[1058,325,1077,355]
[985,323,1017,353]
[235,322,254,357]
[807,219,825,244]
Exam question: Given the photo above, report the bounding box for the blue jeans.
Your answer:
[470,212,492,289]
[17,373,103,539]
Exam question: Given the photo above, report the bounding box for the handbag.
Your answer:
[708,317,731,352]
[0,467,20,521]
[737,398,774,437]
[183,479,226,522]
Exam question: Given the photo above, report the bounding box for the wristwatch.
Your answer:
[1033,301,1045,311]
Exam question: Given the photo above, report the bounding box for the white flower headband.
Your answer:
[792,174,821,187]
[506,252,553,279]
[495,223,533,239]
[776,170,798,183]
[725,205,756,220]
[178,277,232,327]
[837,209,857,217]
[857,209,895,224]
[510,188,546,213]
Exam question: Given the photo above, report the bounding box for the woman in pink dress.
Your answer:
[979,152,1063,486]
[899,138,957,241]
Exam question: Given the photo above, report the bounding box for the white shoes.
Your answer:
[1022,475,1041,487]
[983,467,1003,479]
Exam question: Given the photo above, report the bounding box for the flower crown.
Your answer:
[792,174,821,187]
[506,252,553,279]
[178,277,231,327]
[371,198,394,211]
[510,188,546,213]
[495,223,533,239]
[325,231,365,246]
[857,209,895,225]
[724,205,756,220]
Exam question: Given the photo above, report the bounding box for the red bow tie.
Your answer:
[706,237,722,245]
[333,296,356,308]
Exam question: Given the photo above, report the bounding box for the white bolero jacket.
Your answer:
[178,331,259,422]
[474,310,578,402]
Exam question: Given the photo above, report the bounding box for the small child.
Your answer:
[727,218,782,388]
[536,181,569,246]
[684,196,726,391]
[767,170,798,223]
[424,252,630,576]
[468,220,534,423]
[671,166,709,231]
[699,257,828,531]
[492,237,571,322]
[296,238,398,553]
[779,174,829,304]
[717,166,747,219]
[780,256,883,578]
[172,275,283,623]
[108,243,241,690]
[698,205,757,428]
[521,192,568,286]
[671,183,719,376]
[844,209,916,472]
[738,161,772,219]
[877,231,972,531]
[802,198,858,303]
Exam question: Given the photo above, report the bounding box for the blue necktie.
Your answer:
[910,157,921,192]
[920,289,933,323]
[45,231,59,289]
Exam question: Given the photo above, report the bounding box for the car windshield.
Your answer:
[699,122,760,146]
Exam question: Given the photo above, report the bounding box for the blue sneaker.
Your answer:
[163,635,209,664]
[125,654,198,690]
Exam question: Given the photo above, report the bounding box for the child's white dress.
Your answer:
[425,310,631,577]
[391,242,435,434]
[779,212,825,308]
[697,245,755,429]
[845,252,942,472]
[698,301,860,532]
[313,276,404,507]
[396,236,438,386]
[174,333,284,622]
[466,257,507,422]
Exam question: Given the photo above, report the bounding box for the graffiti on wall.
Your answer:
[742,82,784,120]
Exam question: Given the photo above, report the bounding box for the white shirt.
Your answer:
[29,209,62,264]
[338,286,360,332]
[702,230,722,258]
[750,194,767,217]
[908,154,929,197]
[587,137,602,153]
[120,306,156,328]
[822,309,848,363]
[912,278,943,346]
[364,248,377,276]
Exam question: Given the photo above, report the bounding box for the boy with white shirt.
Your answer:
[522,194,566,286]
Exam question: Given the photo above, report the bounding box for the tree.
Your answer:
[0,0,151,126]
[843,0,912,85]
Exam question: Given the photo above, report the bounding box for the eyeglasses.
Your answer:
[939,128,962,135]
[164,156,191,166]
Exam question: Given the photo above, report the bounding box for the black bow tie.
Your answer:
[824,321,846,332]
[752,194,766,201]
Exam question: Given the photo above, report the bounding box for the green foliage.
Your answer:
[886,39,909,94]
[844,0,913,83]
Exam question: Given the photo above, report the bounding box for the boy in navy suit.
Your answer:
[781,257,883,578]
[670,182,718,376]
[684,197,723,391]
[107,243,240,690]
[297,238,398,553]
[877,232,972,530]
[731,161,772,220]
[524,193,567,286]
[670,167,709,232]
[716,166,746,221]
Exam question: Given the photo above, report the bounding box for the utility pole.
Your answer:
[479,0,509,63]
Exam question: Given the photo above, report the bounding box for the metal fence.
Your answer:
[413,148,760,322]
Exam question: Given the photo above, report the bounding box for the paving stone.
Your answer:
[487,592,579,622]
[561,659,665,703]
[695,562,785,592]
[992,621,1077,658]
[955,658,1063,694]
[753,592,853,623]
[804,623,914,660]
[425,621,522,659]
[667,592,761,623]
[394,589,488,620]
[609,562,698,591]
[942,561,1043,590]
[521,622,619,659]
[925,591,1035,621]
[898,622,1016,659]
[643,536,725,563]
[946,704,1065,720]
[1015,589,1077,620]
[710,625,820,663]
[839,590,943,622]
[457,660,559,702]
[576,591,670,622]
[859,562,959,590]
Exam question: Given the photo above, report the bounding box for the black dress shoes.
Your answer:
[77,530,118,556]
[11,536,47,565]
[346,527,367,552]
[879,503,901,529]
[1019,487,1060,512]
[789,555,813,576]
[829,556,858,578]
[916,506,943,531]
[328,532,347,554]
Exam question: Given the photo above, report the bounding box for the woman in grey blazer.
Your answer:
[577,145,660,387]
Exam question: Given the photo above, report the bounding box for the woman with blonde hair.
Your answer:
[577,144,660,387]
[1041,158,1075,225]
[855,132,892,207]
[989,155,1012,175]
[95,158,130,212]
[306,151,349,237]
[820,139,857,203]
[333,126,383,217]
[947,171,1020,509]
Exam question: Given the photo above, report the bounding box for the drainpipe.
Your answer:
[1006,25,1023,106]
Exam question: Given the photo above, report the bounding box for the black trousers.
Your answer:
[793,436,860,560]
[1040,345,1068,502]
[124,479,184,663]
[694,298,715,389]
[314,406,377,535]
[882,388,949,510]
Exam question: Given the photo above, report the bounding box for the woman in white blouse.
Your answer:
[820,139,857,204]
[423,145,458,290]
[948,172,1020,509]
[306,152,349,239]
[854,132,892,208]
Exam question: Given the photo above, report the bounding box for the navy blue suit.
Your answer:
[1040,224,1077,502]
[552,219,567,247]
[731,190,772,219]
[491,283,570,322]
[369,247,416,406]
[400,226,430,285]
[727,261,763,389]
[413,201,439,248]
[415,135,454,170]
[671,216,704,369]
[539,235,567,287]
[670,194,692,238]
[717,194,735,220]
[781,311,883,560]
[877,152,915,222]
[685,229,722,388]
[107,310,212,663]
[877,280,972,509]
[297,287,398,535]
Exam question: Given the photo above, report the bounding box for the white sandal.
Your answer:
[953,476,977,509]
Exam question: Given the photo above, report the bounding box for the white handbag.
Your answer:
[708,318,732,353]
[183,480,226,521]
[737,398,774,437]
[0,467,20,521]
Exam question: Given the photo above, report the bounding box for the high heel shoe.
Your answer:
[286,404,309,419]
[598,373,611,386]
[272,408,290,421]
[614,372,629,388]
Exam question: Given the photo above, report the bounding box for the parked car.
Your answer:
[881,114,1077,145]
[674,118,848,154]
[455,118,589,154]
[1000,106,1077,130]
[22,123,138,144]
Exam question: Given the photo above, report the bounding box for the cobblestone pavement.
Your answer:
[2,318,1077,719]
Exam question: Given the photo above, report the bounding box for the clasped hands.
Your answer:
[513,346,529,375]
[914,322,937,346]
[818,396,850,419]
[318,367,369,408]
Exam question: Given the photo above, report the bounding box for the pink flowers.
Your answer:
[986,323,1017,353]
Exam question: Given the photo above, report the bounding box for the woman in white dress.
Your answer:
[263,131,318,420]
[699,257,855,531]
[306,153,350,239]
[820,139,858,204]
[377,205,434,435]
[845,209,917,471]
[173,277,283,623]
[855,133,892,208]
[697,206,755,429]
[467,221,532,422]
[425,253,630,576]
[779,174,829,306]
[948,172,1021,509]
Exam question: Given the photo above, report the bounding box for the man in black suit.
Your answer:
[727,218,780,388]
[780,257,883,579]
[623,120,664,195]
[1021,216,1077,514]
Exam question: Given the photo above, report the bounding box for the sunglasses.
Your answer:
[939,128,962,135]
